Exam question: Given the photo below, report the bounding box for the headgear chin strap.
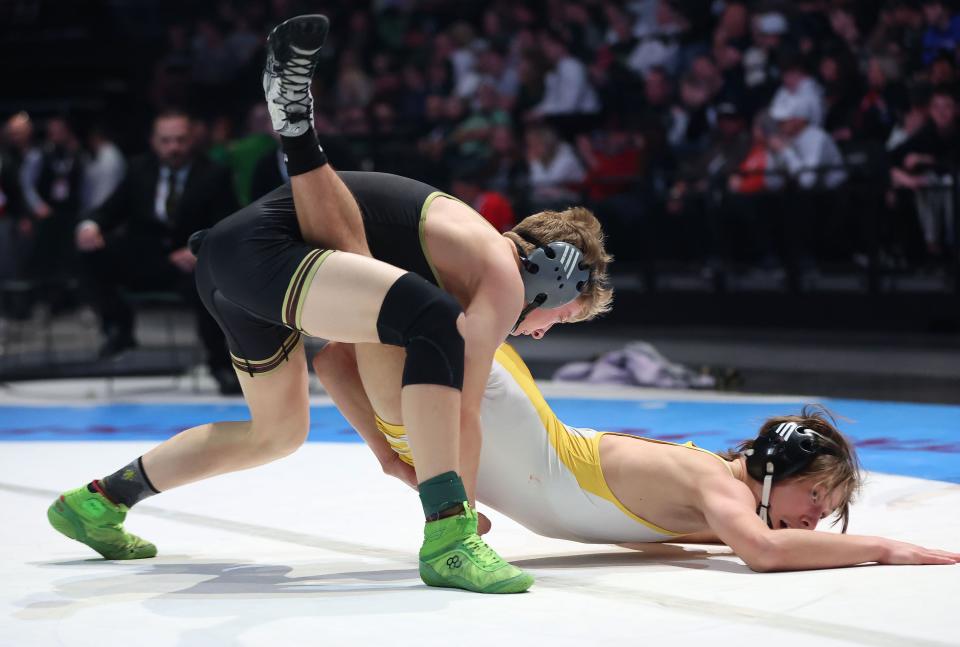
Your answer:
[743,422,833,528]
[511,230,592,331]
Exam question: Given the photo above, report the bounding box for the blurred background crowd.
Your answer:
[1,0,960,387]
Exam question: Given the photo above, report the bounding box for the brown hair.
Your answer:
[718,404,863,533]
[506,206,613,321]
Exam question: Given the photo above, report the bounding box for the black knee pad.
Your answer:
[377,273,464,390]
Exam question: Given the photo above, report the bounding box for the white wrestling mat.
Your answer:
[0,380,958,647]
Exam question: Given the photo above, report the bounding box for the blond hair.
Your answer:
[718,404,863,533]
[506,206,613,321]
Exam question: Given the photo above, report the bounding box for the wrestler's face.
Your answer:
[511,301,583,339]
[769,478,843,531]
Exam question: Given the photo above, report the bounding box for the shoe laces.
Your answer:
[271,54,314,111]
[462,534,504,569]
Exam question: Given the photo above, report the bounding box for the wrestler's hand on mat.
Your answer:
[477,511,492,536]
[878,539,960,565]
[380,453,418,490]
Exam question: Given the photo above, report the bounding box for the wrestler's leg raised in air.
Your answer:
[263,14,368,256]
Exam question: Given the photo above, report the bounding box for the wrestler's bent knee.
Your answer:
[375,273,464,390]
[254,420,310,459]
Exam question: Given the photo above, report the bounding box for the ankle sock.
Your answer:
[281,127,328,176]
[419,471,468,521]
[98,457,160,508]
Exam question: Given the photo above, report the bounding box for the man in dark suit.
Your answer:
[76,108,240,393]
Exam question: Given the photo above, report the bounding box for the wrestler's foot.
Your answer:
[418,503,533,594]
[263,14,329,137]
[47,485,157,559]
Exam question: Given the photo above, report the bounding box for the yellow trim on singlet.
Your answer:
[494,345,736,535]
[491,346,680,536]
[418,190,503,293]
[294,249,333,331]
[281,248,328,329]
[375,416,414,466]
[418,191,457,291]
[229,331,302,375]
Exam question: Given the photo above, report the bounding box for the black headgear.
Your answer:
[511,230,592,331]
[744,422,835,527]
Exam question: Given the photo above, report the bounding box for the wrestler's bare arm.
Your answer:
[312,343,416,488]
[697,474,960,571]
[456,265,521,503]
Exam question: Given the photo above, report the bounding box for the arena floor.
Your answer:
[1,377,958,647]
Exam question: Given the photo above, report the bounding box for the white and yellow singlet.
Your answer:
[376,345,731,544]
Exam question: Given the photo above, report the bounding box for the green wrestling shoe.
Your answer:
[47,485,157,560]
[418,503,533,594]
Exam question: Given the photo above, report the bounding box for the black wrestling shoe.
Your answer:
[262,14,329,137]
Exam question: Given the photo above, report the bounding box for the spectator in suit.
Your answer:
[75,109,240,393]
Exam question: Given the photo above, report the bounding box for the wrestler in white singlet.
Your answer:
[376,345,733,544]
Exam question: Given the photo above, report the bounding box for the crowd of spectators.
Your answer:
[3,0,960,354]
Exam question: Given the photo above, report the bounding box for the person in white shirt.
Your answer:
[527,30,600,119]
[769,55,825,127]
[81,126,126,214]
[624,0,686,76]
[768,93,846,189]
[525,124,586,209]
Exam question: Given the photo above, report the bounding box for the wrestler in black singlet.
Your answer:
[195,171,455,375]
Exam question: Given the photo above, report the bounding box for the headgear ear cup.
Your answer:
[519,241,591,308]
[744,422,834,527]
[510,231,593,333]
[746,422,828,482]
